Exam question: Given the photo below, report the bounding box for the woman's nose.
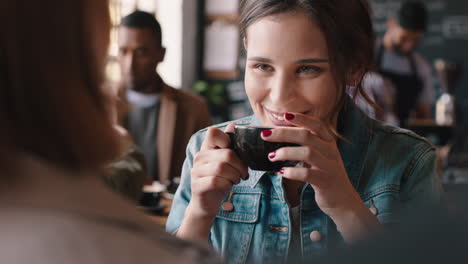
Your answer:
[269,72,295,104]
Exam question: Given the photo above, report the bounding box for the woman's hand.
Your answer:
[189,123,248,218]
[262,112,381,242]
[177,123,248,242]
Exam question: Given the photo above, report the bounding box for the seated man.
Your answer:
[117,11,212,189]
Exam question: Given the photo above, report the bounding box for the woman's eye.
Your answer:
[296,65,322,74]
[254,64,273,72]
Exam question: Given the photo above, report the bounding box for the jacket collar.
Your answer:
[337,96,373,189]
[245,96,373,191]
[157,83,178,184]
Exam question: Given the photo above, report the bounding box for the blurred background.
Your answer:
[106,0,468,190]
[106,0,468,124]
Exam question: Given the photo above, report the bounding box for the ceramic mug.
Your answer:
[227,125,300,171]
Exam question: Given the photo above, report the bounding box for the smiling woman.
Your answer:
[244,11,337,127]
[167,0,442,263]
[240,0,376,136]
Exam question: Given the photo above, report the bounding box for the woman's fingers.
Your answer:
[283,112,334,142]
[191,175,233,194]
[194,149,248,179]
[224,122,236,133]
[262,128,334,158]
[269,146,335,164]
[280,167,330,189]
[192,160,245,185]
[200,127,231,151]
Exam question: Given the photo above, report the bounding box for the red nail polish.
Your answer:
[262,130,272,137]
[268,151,276,159]
[285,113,295,121]
[279,168,285,174]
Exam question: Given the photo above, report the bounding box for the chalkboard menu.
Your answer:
[369,0,468,124]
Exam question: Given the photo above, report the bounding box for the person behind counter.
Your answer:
[167,0,442,263]
[0,0,221,263]
[376,0,435,126]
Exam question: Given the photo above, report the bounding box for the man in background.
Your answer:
[117,11,211,189]
[377,1,435,127]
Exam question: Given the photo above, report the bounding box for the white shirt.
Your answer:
[126,89,160,108]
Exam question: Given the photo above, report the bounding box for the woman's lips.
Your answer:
[263,107,309,127]
[267,112,291,126]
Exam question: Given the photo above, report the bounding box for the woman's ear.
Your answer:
[243,37,248,50]
[346,68,366,87]
[156,47,166,63]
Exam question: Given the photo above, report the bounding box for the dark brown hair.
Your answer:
[240,0,376,136]
[0,0,121,171]
[120,10,163,47]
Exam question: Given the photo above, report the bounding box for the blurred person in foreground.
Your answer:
[321,192,468,264]
[376,1,435,127]
[0,0,220,263]
[117,11,212,190]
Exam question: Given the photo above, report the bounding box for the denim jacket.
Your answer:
[167,99,442,264]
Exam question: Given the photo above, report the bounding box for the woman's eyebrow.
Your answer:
[295,58,329,63]
[247,57,329,63]
[247,56,272,63]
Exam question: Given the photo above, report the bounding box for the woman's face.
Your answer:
[244,12,338,127]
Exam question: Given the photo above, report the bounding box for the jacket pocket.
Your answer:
[362,184,401,224]
[215,188,262,223]
[211,189,262,264]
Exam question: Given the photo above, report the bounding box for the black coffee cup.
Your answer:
[227,125,299,171]
[139,191,161,208]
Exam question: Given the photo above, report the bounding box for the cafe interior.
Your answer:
[2,0,468,263]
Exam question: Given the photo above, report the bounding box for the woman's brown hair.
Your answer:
[0,0,121,171]
[240,0,376,137]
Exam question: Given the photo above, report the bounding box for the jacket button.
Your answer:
[309,231,322,242]
[369,199,378,216]
[222,201,234,212]
[222,192,235,212]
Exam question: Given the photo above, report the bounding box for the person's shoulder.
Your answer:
[0,208,222,264]
[169,86,208,106]
[371,120,435,154]
[412,52,430,64]
[197,115,254,134]
[412,52,432,73]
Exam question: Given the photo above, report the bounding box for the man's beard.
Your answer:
[126,76,161,94]
[391,41,411,56]
[130,82,146,92]
[124,77,146,92]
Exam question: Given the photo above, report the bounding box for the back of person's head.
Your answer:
[0,0,121,171]
[398,1,428,32]
[120,10,163,47]
[320,193,468,264]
